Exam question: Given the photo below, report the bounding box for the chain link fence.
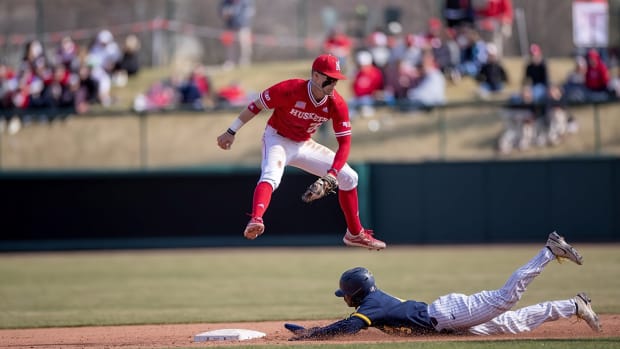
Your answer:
[1,0,619,67]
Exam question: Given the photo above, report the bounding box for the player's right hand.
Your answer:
[217,132,234,150]
[284,323,305,334]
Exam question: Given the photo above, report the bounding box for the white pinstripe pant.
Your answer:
[428,248,577,335]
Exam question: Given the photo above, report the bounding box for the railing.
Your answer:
[1,97,619,170]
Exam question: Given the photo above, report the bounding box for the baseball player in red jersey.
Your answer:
[216,54,386,250]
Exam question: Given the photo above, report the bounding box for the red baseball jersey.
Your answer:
[259,79,351,142]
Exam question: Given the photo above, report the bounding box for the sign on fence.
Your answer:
[573,0,609,48]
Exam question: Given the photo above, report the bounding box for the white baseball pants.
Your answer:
[258,125,358,191]
[428,248,577,335]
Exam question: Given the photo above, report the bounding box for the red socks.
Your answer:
[251,181,273,218]
[252,182,363,235]
[338,188,363,235]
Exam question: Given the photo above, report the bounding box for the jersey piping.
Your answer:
[306,81,328,108]
[352,313,372,325]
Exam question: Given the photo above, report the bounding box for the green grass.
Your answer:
[0,245,618,329]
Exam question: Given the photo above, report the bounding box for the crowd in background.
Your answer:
[337,8,619,117]
[0,30,141,134]
[328,0,619,153]
[1,0,620,153]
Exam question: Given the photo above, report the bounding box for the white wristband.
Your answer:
[229,118,245,132]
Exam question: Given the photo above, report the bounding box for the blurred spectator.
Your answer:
[402,50,446,110]
[609,67,620,98]
[22,59,55,114]
[322,24,353,74]
[499,86,538,153]
[19,39,47,75]
[473,0,513,57]
[476,43,508,98]
[216,81,251,109]
[349,50,384,118]
[584,48,611,101]
[0,61,17,134]
[425,21,461,83]
[382,57,417,106]
[133,79,177,113]
[365,27,392,73]
[424,17,443,43]
[55,36,80,73]
[545,85,578,146]
[443,0,475,28]
[75,65,99,114]
[219,0,256,68]
[15,39,50,120]
[0,61,15,109]
[522,44,549,103]
[113,34,141,87]
[400,33,424,67]
[562,55,588,102]
[46,63,79,120]
[190,64,216,108]
[86,30,122,106]
[385,22,407,65]
[133,65,217,113]
[500,84,578,154]
[456,26,487,78]
[176,76,203,110]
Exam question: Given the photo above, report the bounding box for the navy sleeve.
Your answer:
[294,316,366,340]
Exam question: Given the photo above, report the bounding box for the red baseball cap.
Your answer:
[312,54,347,80]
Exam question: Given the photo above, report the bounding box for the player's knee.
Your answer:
[337,167,358,191]
[259,176,280,190]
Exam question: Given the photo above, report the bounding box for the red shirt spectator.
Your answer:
[584,49,610,92]
[475,0,513,28]
[323,26,353,63]
[0,63,16,108]
[217,82,248,107]
[352,52,383,98]
[191,65,212,97]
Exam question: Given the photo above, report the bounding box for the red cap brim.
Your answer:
[324,71,347,80]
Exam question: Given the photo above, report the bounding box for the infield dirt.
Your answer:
[1,315,618,348]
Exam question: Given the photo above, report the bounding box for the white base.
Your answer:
[194,328,266,342]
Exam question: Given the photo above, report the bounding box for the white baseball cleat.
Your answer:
[574,292,602,332]
[343,229,386,250]
[545,231,583,265]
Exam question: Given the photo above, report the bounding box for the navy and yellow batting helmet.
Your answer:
[334,267,376,303]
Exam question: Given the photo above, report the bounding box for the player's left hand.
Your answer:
[301,174,338,203]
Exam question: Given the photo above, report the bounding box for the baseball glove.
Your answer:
[301,174,338,203]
